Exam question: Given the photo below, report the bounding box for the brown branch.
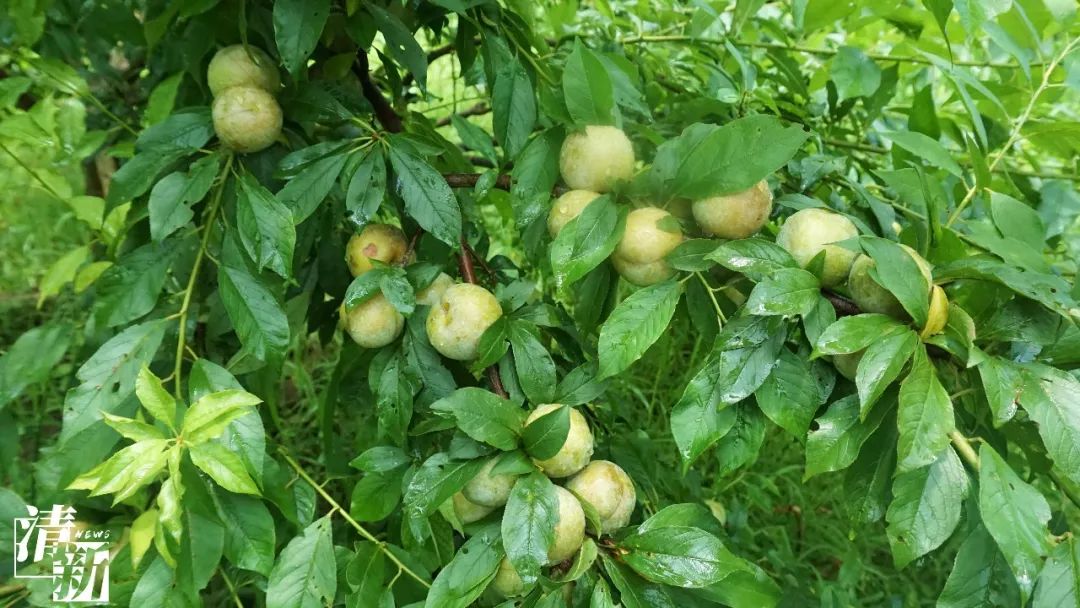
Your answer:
[823,290,860,317]
[444,172,512,190]
[435,103,491,127]
[458,235,509,398]
[354,52,403,133]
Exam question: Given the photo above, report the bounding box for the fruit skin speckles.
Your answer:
[776,208,859,287]
[340,294,404,349]
[425,283,502,361]
[612,207,684,286]
[566,460,636,535]
[206,45,280,96]
[211,86,283,154]
[559,126,636,193]
[463,457,519,507]
[548,189,601,237]
[692,179,773,239]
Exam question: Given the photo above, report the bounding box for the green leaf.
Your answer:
[977,357,1024,427]
[388,144,462,247]
[843,424,897,525]
[273,0,329,76]
[351,446,411,473]
[403,454,486,525]
[148,154,218,242]
[189,441,260,495]
[896,346,955,472]
[937,525,1021,608]
[137,109,215,151]
[502,471,558,584]
[94,241,180,327]
[1021,369,1080,488]
[550,194,622,288]
[345,148,387,227]
[367,5,428,88]
[345,542,385,606]
[492,58,536,157]
[885,447,968,568]
[860,238,931,322]
[350,470,404,522]
[135,367,176,432]
[562,39,616,126]
[815,313,906,355]
[214,490,275,576]
[755,349,823,438]
[1032,537,1080,608]
[509,321,557,404]
[882,131,963,177]
[266,516,337,608]
[182,389,262,444]
[649,118,808,200]
[101,412,165,442]
[830,46,882,100]
[430,388,524,451]
[238,172,296,279]
[510,128,562,228]
[38,246,89,304]
[601,553,676,608]
[276,151,347,223]
[856,329,918,417]
[218,263,291,363]
[805,393,892,479]
[425,526,503,608]
[0,322,71,409]
[597,280,682,378]
[666,239,719,272]
[622,526,745,588]
[706,238,798,282]
[85,439,171,503]
[714,404,767,477]
[935,257,1078,323]
[521,404,570,460]
[989,192,1045,251]
[745,268,820,316]
[979,444,1053,600]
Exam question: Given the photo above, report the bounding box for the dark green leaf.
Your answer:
[859,237,932,326]
[897,346,955,472]
[274,0,330,76]
[345,149,387,228]
[522,404,570,461]
[430,388,524,451]
[815,314,906,355]
[856,329,918,416]
[937,525,1021,608]
[597,280,682,378]
[562,40,616,126]
[745,267,820,316]
[425,526,502,608]
[238,171,296,279]
[509,321,557,404]
[492,58,535,157]
[706,238,798,282]
[367,5,428,88]
[94,241,180,327]
[755,348,823,438]
[219,264,290,363]
[502,471,558,584]
[276,151,347,223]
[805,393,893,479]
[885,447,967,568]
[550,194,622,288]
[622,526,745,588]
[388,144,461,247]
[266,516,336,608]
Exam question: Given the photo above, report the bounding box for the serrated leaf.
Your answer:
[622,526,747,588]
[266,516,336,608]
[502,471,558,584]
[388,144,461,247]
[550,194,621,288]
[745,267,820,316]
[430,388,524,451]
[189,441,260,495]
[896,346,955,472]
[885,447,967,568]
[597,280,682,378]
[182,389,262,444]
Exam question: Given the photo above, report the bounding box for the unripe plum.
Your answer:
[548,190,601,237]
[832,351,863,381]
[610,256,674,287]
[566,460,636,535]
[692,180,773,239]
[847,245,932,320]
[415,272,454,307]
[452,492,494,524]
[615,207,684,264]
[463,457,519,507]
[524,404,594,478]
[346,224,408,277]
[549,485,586,562]
[340,294,404,348]
[207,45,280,96]
[211,86,282,153]
[490,557,526,598]
[426,283,503,360]
[559,126,635,192]
[775,208,858,287]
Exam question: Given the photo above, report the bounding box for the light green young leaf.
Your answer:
[135,366,176,431]
[189,441,260,495]
[182,389,262,444]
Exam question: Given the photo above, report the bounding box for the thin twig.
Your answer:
[354,52,403,133]
[435,103,491,127]
[279,449,432,589]
[822,290,860,317]
[173,154,233,398]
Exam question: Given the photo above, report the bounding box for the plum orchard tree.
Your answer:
[3,0,1080,606]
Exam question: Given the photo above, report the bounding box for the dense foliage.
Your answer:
[2,0,1080,606]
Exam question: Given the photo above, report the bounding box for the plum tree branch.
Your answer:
[822,290,860,317]
[354,52,403,133]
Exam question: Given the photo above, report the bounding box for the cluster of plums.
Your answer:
[451,404,636,598]
[207,45,283,153]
